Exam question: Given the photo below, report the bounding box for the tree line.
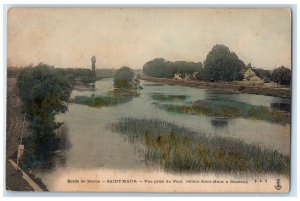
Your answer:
[143,58,203,78]
[142,44,291,85]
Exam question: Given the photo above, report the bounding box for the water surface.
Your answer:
[33,78,290,190]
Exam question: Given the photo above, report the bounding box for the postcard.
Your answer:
[6,8,291,192]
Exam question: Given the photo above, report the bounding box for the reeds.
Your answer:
[74,89,138,108]
[110,118,290,174]
[155,99,290,124]
[151,93,187,102]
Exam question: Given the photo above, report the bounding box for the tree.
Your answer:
[252,68,271,80]
[143,58,174,78]
[17,63,72,151]
[113,66,137,88]
[170,61,203,74]
[143,58,203,78]
[271,66,291,86]
[203,44,245,81]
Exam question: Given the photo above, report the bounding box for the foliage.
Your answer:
[170,61,203,74]
[151,93,187,102]
[17,63,72,151]
[110,118,290,174]
[114,66,139,89]
[7,67,25,78]
[143,58,174,78]
[203,44,245,81]
[56,68,96,84]
[154,99,290,124]
[95,69,116,79]
[57,68,93,78]
[252,68,271,80]
[74,89,138,108]
[271,66,291,86]
[143,58,203,78]
[57,68,117,84]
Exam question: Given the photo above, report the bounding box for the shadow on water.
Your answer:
[143,83,164,87]
[271,103,290,112]
[20,124,71,172]
[205,89,238,100]
[210,117,229,129]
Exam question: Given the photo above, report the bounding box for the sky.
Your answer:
[7,8,291,70]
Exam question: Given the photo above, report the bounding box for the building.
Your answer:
[240,64,263,84]
[174,73,183,80]
[174,72,198,80]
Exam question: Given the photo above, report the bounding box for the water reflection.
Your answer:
[23,124,71,173]
[33,78,290,190]
[271,103,290,112]
[210,117,229,129]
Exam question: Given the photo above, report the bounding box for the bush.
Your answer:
[271,66,291,86]
[114,66,139,89]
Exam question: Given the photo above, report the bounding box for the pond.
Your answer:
[32,78,290,191]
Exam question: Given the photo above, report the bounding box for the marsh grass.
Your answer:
[155,99,290,124]
[151,93,187,102]
[74,89,138,108]
[110,118,290,174]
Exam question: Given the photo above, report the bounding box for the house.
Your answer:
[240,64,263,84]
[183,73,192,80]
[192,72,200,79]
[174,73,183,80]
[174,72,201,80]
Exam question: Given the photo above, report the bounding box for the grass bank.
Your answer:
[74,89,139,108]
[154,99,289,124]
[151,93,187,102]
[109,118,290,174]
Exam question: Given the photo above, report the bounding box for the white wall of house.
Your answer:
[174,73,183,80]
[243,68,256,78]
[241,68,264,85]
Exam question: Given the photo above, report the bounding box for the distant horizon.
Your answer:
[8,8,291,70]
[6,57,287,71]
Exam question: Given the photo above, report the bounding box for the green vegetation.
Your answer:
[17,64,72,165]
[95,69,116,79]
[75,66,140,108]
[143,58,203,78]
[110,118,290,174]
[74,94,132,108]
[143,83,164,86]
[151,93,187,102]
[203,44,245,82]
[56,68,116,85]
[56,68,96,85]
[271,66,291,86]
[252,66,271,82]
[155,99,289,124]
[7,67,24,78]
[74,89,138,108]
[114,66,140,89]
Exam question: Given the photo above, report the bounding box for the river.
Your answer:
[32,78,290,191]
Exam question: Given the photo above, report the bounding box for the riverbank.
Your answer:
[142,76,291,98]
[6,78,47,191]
